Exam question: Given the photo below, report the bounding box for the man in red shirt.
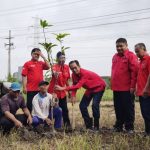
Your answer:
[135,43,150,136]
[111,38,138,133]
[48,51,71,129]
[55,60,106,130]
[22,48,50,112]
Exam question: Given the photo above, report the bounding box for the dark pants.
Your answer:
[27,91,39,112]
[79,91,104,129]
[139,96,150,134]
[32,106,62,129]
[59,97,71,127]
[113,91,135,130]
[0,114,27,134]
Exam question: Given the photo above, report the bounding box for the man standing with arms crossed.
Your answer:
[22,48,50,112]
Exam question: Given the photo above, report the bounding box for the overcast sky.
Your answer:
[0,0,150,80]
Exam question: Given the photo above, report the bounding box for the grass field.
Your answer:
[76,88,113,101]
[0,98,149,150]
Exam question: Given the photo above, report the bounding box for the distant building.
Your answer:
[13,66,22,83]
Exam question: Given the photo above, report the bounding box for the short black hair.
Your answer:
[56,51,65,59]
[31,48,41,54]
[135,43,146,51]
[38,81,49,87]
[116,38,127,44]
[69,60,80,67]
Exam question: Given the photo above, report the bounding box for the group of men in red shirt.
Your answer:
[111,38,150,135]
[21,37,150,135]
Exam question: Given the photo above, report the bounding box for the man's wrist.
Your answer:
[14,119,19,124]
[27,114,32,118]
[45,117,48,121]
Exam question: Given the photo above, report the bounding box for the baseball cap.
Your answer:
[10,82,21,91]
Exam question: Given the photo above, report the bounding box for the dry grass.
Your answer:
[0,101,149,150]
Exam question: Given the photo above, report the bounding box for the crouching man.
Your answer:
[0,82,32,134]
[32,81,62,130]
[55,60,106,131]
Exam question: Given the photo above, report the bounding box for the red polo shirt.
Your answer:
[111,50,138,91]
[48,64,70,99]
[136,55,150,96]
[22,60,49,91]
[66,68,106,97]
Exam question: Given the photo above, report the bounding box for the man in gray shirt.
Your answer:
[0,82,32,134]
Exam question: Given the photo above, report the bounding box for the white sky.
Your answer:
[0,0,150,80]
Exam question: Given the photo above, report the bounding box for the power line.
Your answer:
[0,0,89,16]
[51,7,150,25]
[0,0,122,14]
[45,16,150,32]
[66,32,150,43]
[0,6,150,32]
[1,14,150,39]
[0,0,64,12]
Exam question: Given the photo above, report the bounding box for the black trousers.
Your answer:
[27,91,39,112]
[79,91,104,128]
[0,114,27,134]
[139,96,150,134]
[113,91,135,130]
[59,97,71,127]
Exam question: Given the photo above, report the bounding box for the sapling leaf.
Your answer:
[40,19,53,28]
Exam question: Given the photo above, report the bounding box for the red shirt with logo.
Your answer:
[22,60,49,91]
[48,64,70,99]
[66,68,106,97]
[136,55,150,96]
[111,50,138,91]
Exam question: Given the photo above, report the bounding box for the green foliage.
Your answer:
[102,76,111,89]
[39,19,70,80]
[61,46,70,54]
[40,20,53,28]
[76,88,113,101]
[54,33,70,43]
[39,43,57,53]
[44,70,52,82]
[53,33,70,53]
[7,74,18,82]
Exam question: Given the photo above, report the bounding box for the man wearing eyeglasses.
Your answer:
[0,82,32,134]
[22,48,50,112]
[48,51,71,130]
[55,60,106,131]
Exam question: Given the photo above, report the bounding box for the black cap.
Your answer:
[56,51,65,59]
[31,48,41,54]
[38,81,49,87]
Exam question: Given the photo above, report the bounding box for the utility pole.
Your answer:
[27,16,40,49]
[32,16,40,47]
[5,30,14,78]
